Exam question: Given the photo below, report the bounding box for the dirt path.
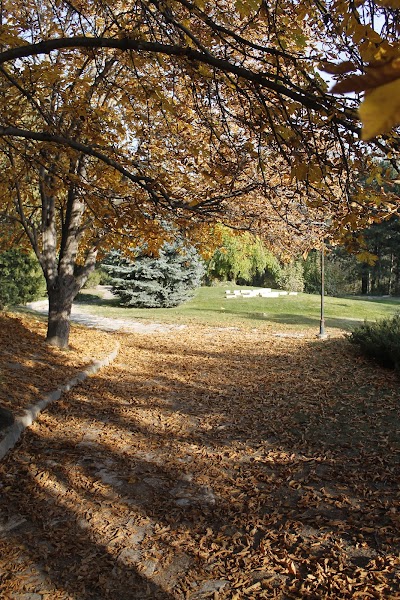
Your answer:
[26,299,187,334]
[0,324,399,599]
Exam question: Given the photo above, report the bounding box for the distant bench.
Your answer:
[225,288,298,299]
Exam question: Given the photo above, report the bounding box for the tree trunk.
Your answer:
[46,281,75,348]
[361,269,369,295]
[388,253,394,296]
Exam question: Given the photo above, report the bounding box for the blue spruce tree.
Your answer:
[103,240,205,308]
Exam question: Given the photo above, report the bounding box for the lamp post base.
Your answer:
[317,332,329,339]
[317,320,329,339]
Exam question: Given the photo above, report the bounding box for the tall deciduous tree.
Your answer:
[0,0,399,346]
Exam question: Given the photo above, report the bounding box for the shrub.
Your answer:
[83,266,110,288]
[349,314,400,370]
[0,249,45,309]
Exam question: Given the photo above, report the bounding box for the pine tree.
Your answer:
[104,242,205,308]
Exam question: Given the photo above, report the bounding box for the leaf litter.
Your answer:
[0,316,399,599]
[0,313,115,419]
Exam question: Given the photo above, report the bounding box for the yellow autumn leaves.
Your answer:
[358,78,400,140]
[327,0,400,140]
[330,57,400,140]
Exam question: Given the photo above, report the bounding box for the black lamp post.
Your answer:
[303,216,330,339]
[317,242,328,339]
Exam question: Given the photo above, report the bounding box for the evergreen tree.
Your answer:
[103,241,205,308]
[0,249,45,309]
[354,163,400,295]
[359,217,400,295]
[318,217,400,296]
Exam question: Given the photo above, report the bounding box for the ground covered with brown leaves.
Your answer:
[0,316,399,599]
[0,313,115,417]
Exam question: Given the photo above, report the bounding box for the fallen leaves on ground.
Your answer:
[0,313,116,419]
[0,318,399,599]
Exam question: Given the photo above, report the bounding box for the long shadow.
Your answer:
[256,312,363,330]
[69,336,399,461]
[0,448,174,599]
[75,292,120,308]
[1,331,399,597]
[186,307,364,330]
[351,295,400,304]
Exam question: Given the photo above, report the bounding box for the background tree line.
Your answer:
[205,220,400,297]
[3,216,399,312]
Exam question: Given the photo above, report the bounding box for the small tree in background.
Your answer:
[103,241,205,308]
[277,260,305,292]
[303,251,321,295]
[83,266,111,289]
[0,249,45,310]
[206,229,281,286]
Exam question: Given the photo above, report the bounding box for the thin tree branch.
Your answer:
[0,36,359,131]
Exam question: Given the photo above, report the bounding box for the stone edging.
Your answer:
[0,342,120,461]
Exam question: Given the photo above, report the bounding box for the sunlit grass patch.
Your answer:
[74,286,400,332]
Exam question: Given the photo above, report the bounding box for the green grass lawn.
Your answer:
[75,284,400,332]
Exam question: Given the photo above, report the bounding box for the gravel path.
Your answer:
[26,299,187,334]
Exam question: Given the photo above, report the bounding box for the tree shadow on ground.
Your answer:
[255,312,363,330]
[187,307,364,331]
[75,292,121,307]
[0,331,399,598]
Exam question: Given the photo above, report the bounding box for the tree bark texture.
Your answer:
[46,281,75,348]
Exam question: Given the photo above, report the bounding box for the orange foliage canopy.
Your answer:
[0,1,399,345]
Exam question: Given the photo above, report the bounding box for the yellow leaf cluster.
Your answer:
[356,250,379,265]
[330,11,400,139]
[234,0,261,18]
[376,0,400,7]
[359,78,400,140]
[332,54,400,139]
